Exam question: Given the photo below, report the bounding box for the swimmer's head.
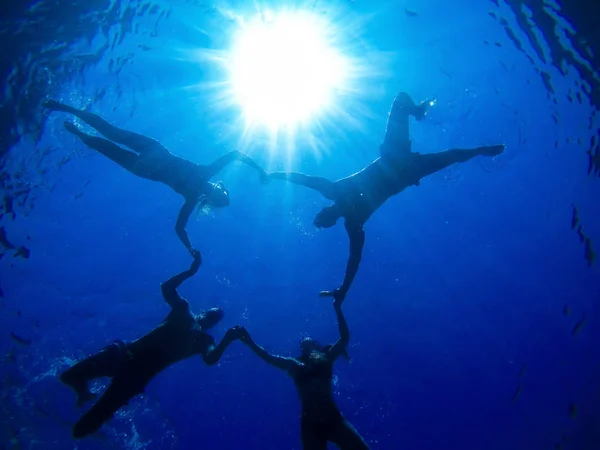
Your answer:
[299,336,350,361]
[207,181,230,208]
[197,307,224,329]
[300,337,322,358]
[314,205,341,229]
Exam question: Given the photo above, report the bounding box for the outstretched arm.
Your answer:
[175,199,198,256]
[203,326,246,365]
[202,325,248,366]
[326,302,350,363]
[341,223,366,295]
[269,172,337,200]
[160,254,201,309]
[320,221,365,303]
[205,151,267,180]
[241,332,301,372]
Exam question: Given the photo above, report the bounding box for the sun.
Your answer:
[227,9,349,130]
[185,3,385,159]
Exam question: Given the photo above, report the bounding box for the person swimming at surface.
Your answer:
[268,92,505,304]
[59,254,245,438]
[44,99,268,258]
[239,298,367,450]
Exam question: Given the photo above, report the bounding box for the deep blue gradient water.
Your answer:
[1,1,599,449]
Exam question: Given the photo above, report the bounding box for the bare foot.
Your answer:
[414,97,436,121]
[63,121,81,135]
[479,144,505,157]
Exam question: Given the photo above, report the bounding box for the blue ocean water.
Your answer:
[1,0,599,449]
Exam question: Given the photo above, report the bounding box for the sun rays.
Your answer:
[181,2,388,166]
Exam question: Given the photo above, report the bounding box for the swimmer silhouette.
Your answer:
[269,92,505,303]
[60,254,245,438]
[44,100,268,258]
[239,298,368,450]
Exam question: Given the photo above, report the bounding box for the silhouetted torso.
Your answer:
[134,149,207,198]
[123,302,214,390]
[292,355,339,422]
[161,156,207,198]
[335,154,423,224]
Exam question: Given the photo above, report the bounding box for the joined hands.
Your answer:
[319,288,346,308]
[225,325,250,343]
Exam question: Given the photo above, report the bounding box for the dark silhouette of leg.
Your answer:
[381,92,434,159]
[301,420,328,450]
[72,378,138,438]
[60,342,125,407]
[416,144,505,177]
[64,121,140,172]
[45,99,165,153]
[270,172,338,200]
[381,93,414,157]
[329,417,370,450]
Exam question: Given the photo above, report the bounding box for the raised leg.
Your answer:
[64,121,140,172]
[270,172,338,200]
[416,144,505,177]
[45,99,165,154]
[301,421,328,450]
[72,378,137,438]
[381,92,436,159]
[382,93,415,152]
[60,342,126,407]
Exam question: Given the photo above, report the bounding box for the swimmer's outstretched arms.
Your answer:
[239,298,368,449]
[269,92,505,303]
[44,99,268,258]
[59,254,245,438]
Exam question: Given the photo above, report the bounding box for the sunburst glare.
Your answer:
[228,10,348,129]
[186,3,387,162]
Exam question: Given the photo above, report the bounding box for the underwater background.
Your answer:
[1,0,599,449]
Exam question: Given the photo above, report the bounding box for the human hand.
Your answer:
[238,327,252,344]
[319,288,346,307]
[225,325,247,342]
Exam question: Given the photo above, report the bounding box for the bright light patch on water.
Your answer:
[227,10,349,130]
